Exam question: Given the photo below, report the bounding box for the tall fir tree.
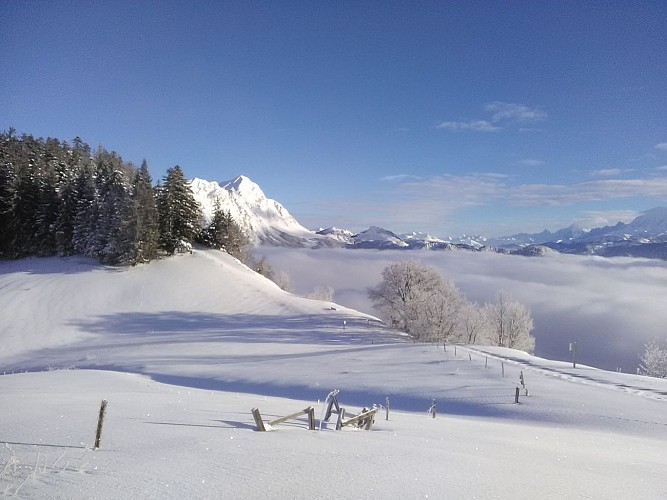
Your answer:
[157,165,201,254]
[132,160,160,262]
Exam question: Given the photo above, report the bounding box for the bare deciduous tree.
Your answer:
[457,300,490,344]
[306,285,334,302]
[486,291,535,353]
[368,260,462,342]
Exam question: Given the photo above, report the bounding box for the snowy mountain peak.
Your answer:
[189,175,324,247]
[221,175,266,204]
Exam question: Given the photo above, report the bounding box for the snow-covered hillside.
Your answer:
[1,251,666,498]
[189,176,326,246]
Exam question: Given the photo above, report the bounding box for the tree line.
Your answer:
[0,129,248,265]
[368,260,536,352]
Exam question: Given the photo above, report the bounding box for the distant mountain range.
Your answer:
[189,176,667,259]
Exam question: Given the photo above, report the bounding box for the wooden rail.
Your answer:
[252,406,315,431]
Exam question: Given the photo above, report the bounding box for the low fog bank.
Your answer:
[258,247,667,373]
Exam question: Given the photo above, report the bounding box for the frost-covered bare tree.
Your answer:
[274,270,291,292]
[486,291,535,353]
[413,279,463,343]
[306,285,334,301]
[638,339,667,378]
[457,300,490,344]
[368,260,462,341]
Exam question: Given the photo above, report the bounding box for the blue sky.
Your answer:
[2,1,666,236]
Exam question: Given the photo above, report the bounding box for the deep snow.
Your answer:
[1,249,666,499]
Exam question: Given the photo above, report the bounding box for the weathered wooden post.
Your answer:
[307,407,315,430]
[431,399,436,418]
[252,408,266,431]
[520,371,525,387]
[485,356,488,369]
[385,396,390,421]
[502,362,505,378]
[514,387,520,404]
[468,353,472,362]
[94,399,108,449]
[454,346,457,357]
[335,408,346,430]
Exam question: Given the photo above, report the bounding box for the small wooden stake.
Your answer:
[485,356,488,369]
[468,353,472,362]
[307,407,315,430]
[385,396,390,421]
[431,399,436,418]
[335,408,346,430]
[94,399,108,449]
[252,408,266,431]
[502,362,505,378]
[514,387,520,404]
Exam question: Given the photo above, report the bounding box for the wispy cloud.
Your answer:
[657,165,667,171]
[572,210,639,228]
[437,101,546,133]
[485,101,547,123]
[655,142,667,151]
[381,174,422,182]
[510,178,667,206]
[296,173,667,236]
[435,120,500,132]
[590,168,625,177]
[516,159,545,167]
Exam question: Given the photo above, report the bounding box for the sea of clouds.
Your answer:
[259,247,667,373]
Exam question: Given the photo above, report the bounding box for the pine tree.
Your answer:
[157,165,201,254]
[0,129,18,257]
[132,160,159,262]
[72,163,98,256]
[94,150,136,264]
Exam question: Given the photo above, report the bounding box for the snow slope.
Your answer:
[1,250,667,499]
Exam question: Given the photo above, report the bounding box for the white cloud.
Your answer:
[509,177,667,206]
[657,165,667,171]
[485,101,547,123]
[516,159,545,167]
[294,174,667,236]
[435,120,500,132]
[654,142,667,151]
[436,101,546,133]
[381,174,422,182]
[590,168,624,177]
[572,210,640,228]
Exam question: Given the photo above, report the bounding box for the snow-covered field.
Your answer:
[1,249,666,498]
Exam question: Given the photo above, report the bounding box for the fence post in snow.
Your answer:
[485,357,488,369]
[386,397,390,421]
[468,353,472,362]
[252,408,266,431]
[431,399,436,418]
[454,346,457,357]
[94,399,108,449]
[502,362,505,378]
[307,407,316,430]
[514,387,520,404]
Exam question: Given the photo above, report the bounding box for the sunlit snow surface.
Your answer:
[1,249,666,499]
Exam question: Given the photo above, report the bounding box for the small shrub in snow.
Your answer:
[639,339,667,378]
